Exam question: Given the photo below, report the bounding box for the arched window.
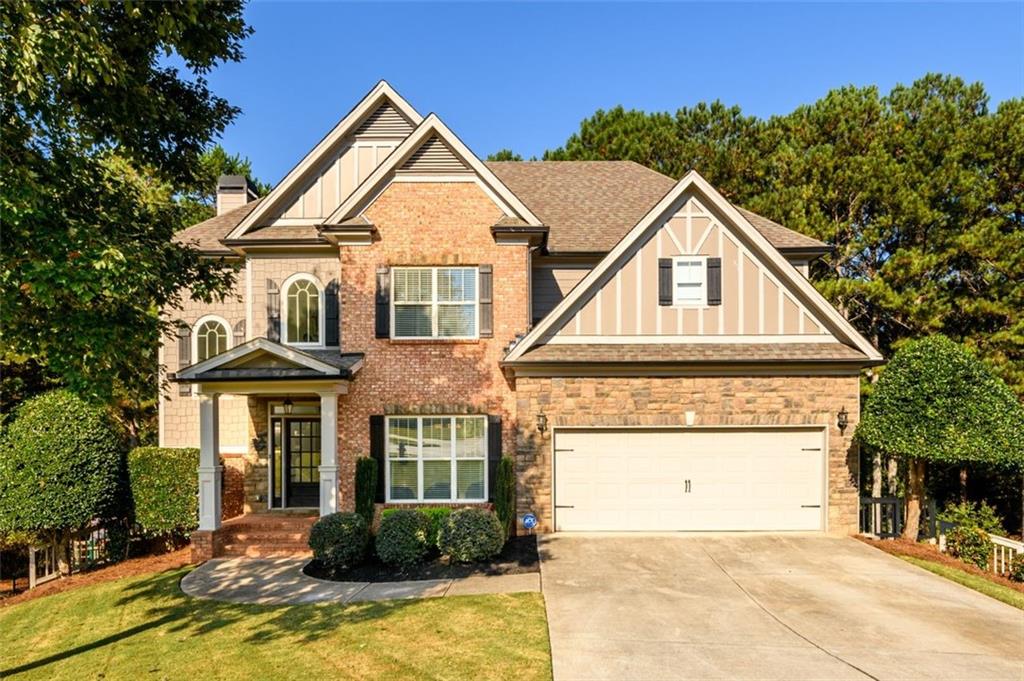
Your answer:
[193,316,231,362]
[283,274,323,345]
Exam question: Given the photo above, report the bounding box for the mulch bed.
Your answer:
[305,534,539,583]
[857,536,1024,594]
[0,548,191,608]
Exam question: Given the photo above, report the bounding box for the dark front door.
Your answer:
[284,418,320,507]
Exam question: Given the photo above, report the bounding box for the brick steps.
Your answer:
[214,513,317,559]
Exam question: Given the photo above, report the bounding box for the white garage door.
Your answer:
[554,428,825,532]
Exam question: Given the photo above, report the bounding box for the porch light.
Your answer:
[282,397,294,415]
[536,410,548,434]
[837,406,849,434]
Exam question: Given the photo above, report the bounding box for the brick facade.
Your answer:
[334,181,530,509]
[512,374,862,535]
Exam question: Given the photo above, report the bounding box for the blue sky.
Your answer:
[202,2,1023,185]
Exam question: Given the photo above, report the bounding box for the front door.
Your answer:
[271,416,321,508]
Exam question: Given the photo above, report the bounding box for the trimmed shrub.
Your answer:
[128,447,199,537]
[376,510,430,567]
[308,512,368,570]
[938,500,1004,535]
[494,456,515,539]
[354,457,377,526]
[0,390,124,553]
[947,526,992,569]
[1009,554,1024,583]
[438,508,504,563]
[381,507,452,548]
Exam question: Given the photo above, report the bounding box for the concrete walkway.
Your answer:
[179,557,540,605]
[540,534,1024,681]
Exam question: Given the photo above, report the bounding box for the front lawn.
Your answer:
[0,566,552,680]
[899,556,1024,611]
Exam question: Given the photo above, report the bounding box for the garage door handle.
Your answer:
[554,448,574,452]
[800,504,821,508]
[555,505,575,509]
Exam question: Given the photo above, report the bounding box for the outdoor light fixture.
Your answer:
[252,432,267,452]
[837,406,849,434]
[282,397,294,415]
[536,410,548,434]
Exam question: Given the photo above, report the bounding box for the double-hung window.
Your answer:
[386,416,487,502]
[392,267,478,339]
[672,256,707,306]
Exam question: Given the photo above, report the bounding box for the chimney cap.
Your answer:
[217,174,251,191]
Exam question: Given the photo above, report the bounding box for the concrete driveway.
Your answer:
[539,534,1024,681]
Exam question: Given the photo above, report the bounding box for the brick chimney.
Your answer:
[216,175,257,216]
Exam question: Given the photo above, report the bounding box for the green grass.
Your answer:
[900,556,1024,611]
[0,567,552,680]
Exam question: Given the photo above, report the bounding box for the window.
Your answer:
[392,267,477,338]
[193,316,230,363]
[673,256,707,306]
[386,416,487,502]
[283,274,323,345]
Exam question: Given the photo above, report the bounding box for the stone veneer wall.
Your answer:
[513,374,862,535]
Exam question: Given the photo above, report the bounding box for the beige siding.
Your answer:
[557,195,833,339]
[532,266,590,322]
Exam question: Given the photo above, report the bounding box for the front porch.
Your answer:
[172,338,364,561]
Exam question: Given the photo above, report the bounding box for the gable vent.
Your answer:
[355,102,414,138]
[400,136,470,173]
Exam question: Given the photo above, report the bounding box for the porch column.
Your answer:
[318,390,339,516]
[198,392,223,531]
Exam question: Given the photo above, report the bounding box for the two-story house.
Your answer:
[165,82,882,561]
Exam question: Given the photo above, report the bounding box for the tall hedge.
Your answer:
[354,457,377,525]
[0,390,124,547]
[128,447,199,536]
[494,456,516,538]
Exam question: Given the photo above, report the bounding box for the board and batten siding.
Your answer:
[270,103,414,223]
[532,265,591,323]
[556,196,831,338]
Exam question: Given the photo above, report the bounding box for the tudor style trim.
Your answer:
[322,114,544,228]
[504,170,883,363]
[228,81,423,239]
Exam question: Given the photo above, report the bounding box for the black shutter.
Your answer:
[658,258,673,306]
[707,257,722,306]
[176,322,191,396]
[369,415,386,502]
[375,267,390,339]
[325,279,340,346]
[233,319,245,347]
[487,415,502,502]
[479,264,493,338]
[267,279,281,341]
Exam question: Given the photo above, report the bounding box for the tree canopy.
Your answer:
[546,75,1024,394]
[857,336,1024,468]
[0,1,250,401]
[177,145,272,227]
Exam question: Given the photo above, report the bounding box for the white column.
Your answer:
[198,392,223,531]
[318,391,339,516]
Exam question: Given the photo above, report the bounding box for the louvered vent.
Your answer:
[355,102,414,137]
[400,136,470,173]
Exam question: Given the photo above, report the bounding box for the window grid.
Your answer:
[385,416,487,503]
[392,267,478,339]
[672,256,707,307]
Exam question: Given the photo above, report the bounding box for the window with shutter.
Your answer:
[391,267,478,339]
[671,256,708,307]
[384,415,487,502]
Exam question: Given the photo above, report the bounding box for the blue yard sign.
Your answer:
[522,513,538,530]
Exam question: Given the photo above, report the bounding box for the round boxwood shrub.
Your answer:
[947,526,992,570]
[128,447,199,537]
[1009,554,1024,583]
[308,512,368,570]
[438,508,504,563]
[0,390,124,554]
[376,510,431,567]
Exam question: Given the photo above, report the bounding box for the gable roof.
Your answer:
[504,169,882,364]
[173,337,363,382]
[174,200,264,255]
[227,81,422,239]
[488,161,827,255]
[323,114,543,226]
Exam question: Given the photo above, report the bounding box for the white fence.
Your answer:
[939,529,1023,576]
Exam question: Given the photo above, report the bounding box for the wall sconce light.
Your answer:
[282,396,294,415]
[536,410,548,434]
[837,406,849,434]
[252,432,267,452]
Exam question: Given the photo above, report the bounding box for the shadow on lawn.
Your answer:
[2,567,433,677]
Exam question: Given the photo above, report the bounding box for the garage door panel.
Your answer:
[554,428,824,532]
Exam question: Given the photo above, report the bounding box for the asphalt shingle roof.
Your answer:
[509,343,868,365]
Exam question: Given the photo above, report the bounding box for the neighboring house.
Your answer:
[165,81,882,560]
